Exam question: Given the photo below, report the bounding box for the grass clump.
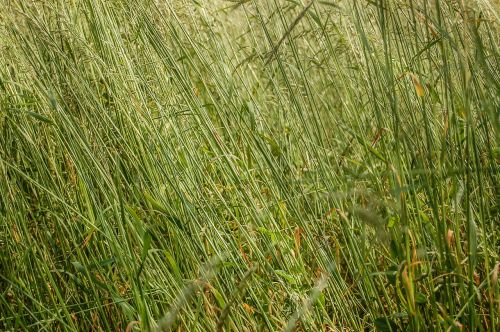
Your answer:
[0,0,498,331]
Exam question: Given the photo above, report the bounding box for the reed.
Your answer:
[0,0,498,330]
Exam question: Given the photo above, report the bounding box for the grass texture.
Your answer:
[0,0,498,331]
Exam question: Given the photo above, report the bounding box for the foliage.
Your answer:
[0,0,498,331]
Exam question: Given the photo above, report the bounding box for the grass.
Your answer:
[0,0,498,331]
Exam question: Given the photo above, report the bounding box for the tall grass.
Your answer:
[0,0,498,331]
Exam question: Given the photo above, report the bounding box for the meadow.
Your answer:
[0,0,498,331]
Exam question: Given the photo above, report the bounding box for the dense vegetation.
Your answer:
[0,0,498,331]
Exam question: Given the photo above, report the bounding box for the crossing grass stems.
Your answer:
[0,0,498,331]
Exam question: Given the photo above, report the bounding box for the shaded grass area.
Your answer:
[0,0,498,331]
